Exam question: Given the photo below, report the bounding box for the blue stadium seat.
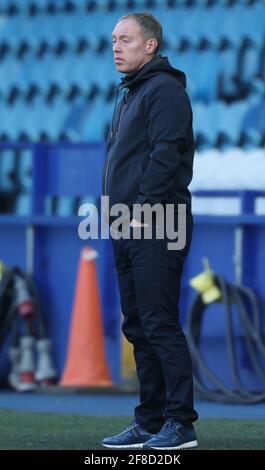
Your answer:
[55,196,76,216]
[218,101,249,145]
[246,3,265,46]
[11,102,40,140]
[192,50,219,103]
[82,95,110,141]
[0,57,22,95]
[239,43,261,84]
[218,49,239,100]
[15,193,32,215]
[193,102,215,149]
[62,97,93,140]
[241,99,265,145]
[17,150,32,191]
[13,0,32,8]
[0,150,16,191]
[0,102,22,140]
[169,50,219,103]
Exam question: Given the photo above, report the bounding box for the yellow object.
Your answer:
[0,261,5,281]
[189,258,221,304]
[122,334,136,380]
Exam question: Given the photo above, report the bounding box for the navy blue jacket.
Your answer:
[103,55,194,216]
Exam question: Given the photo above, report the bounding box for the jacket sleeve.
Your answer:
[135,82,192,206]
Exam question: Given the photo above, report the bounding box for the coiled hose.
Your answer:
[187,275,265,403]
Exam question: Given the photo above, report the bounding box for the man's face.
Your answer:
[112,18,155,74]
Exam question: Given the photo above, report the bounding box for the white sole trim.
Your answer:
[102,443,144,449]
[151,440,198,450]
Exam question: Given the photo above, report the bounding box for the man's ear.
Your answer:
[146,38,158,55]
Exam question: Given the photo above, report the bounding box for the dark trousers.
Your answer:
[112,222,198,434]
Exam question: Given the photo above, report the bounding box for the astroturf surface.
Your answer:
[0,410,264,450]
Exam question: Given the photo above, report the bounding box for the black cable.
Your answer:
[220,276,253,399]
[187,276,265,403]
[0,269,16,346]
[10,315,20,349]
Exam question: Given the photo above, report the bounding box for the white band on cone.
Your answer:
[82,249,98,261]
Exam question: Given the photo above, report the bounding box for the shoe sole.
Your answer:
[102,443,144,449]
[151,440,198,450]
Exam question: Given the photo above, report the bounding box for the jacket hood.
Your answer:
[120,55,186,90]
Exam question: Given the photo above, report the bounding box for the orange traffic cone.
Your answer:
[60,247,113,388]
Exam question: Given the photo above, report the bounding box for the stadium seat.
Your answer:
[0,150,17,191]
[241,99,265,146]
[0,0,264,146]
[17,149,32,191]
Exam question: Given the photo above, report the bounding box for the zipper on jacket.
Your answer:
[104,151,112,197]
[116,100,127,136]
[104,94,128,197]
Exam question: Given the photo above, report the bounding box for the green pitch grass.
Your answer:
[0,410,264,450]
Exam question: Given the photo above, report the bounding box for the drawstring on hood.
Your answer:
[110,86,121,139]
[110,86,128,139]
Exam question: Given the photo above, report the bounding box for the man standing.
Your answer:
[102,12,198,450]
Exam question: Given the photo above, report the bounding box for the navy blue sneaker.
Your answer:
[102,420,154,449]
[143,419,198,450]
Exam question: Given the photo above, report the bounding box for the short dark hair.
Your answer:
[118,12,162,55]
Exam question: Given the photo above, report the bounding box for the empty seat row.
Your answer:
[193,98,265,149]
[1,5,264,49]
[1,30,265,65]
[0,94,264,148]
[1,46,265,107]
[0,0,263,17]
[0,94,114,142]
[0,0,263,151]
